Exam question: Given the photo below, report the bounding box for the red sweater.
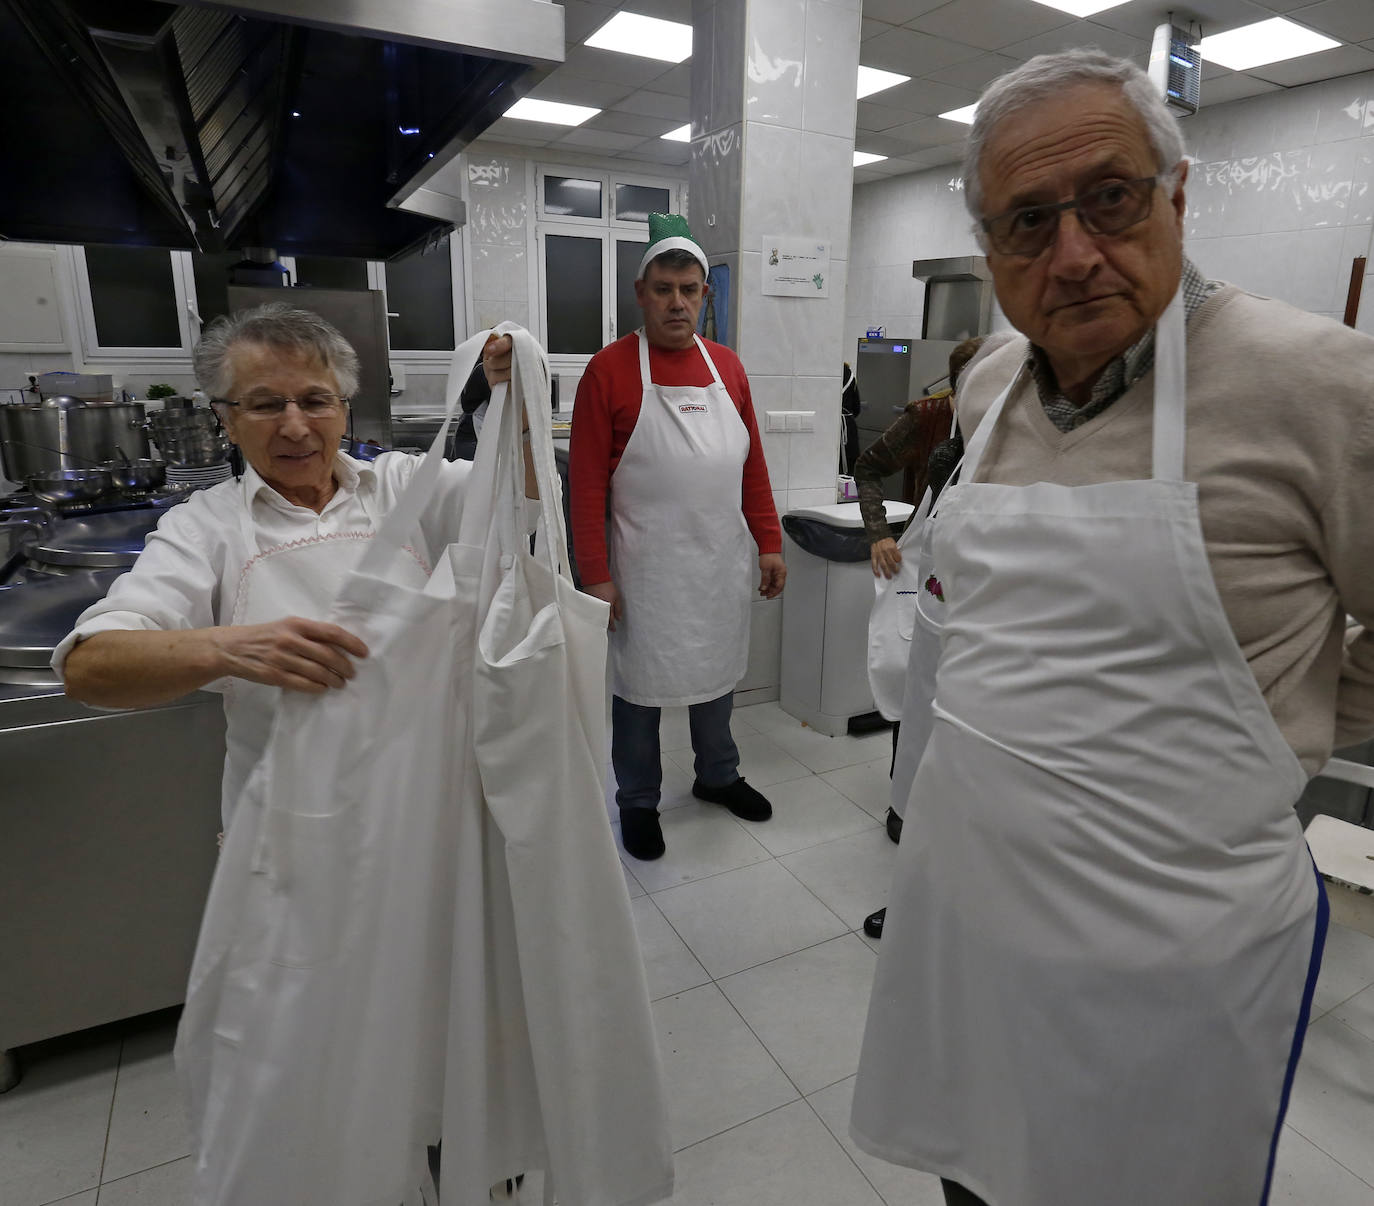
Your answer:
[569,334,782,585]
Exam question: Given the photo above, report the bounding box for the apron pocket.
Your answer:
[263,806,361,969]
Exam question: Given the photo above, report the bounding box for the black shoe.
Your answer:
[863,907,886,939]
[620,809,665,860]
[692,776,772,821]
[886,807,903,844]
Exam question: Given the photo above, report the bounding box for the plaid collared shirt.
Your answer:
[1031,259,1222,433]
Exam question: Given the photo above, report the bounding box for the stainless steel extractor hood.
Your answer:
[0,0,563,258]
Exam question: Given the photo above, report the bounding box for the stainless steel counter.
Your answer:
[0,684,225,1072]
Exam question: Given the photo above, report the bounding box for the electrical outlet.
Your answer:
[796,410,816,432]
[765,410,788,432]
[785,411,803,432]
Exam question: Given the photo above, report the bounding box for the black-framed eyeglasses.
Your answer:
[213,392,350,421]
[981,175,1164,257]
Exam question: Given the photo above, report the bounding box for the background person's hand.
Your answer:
[482,333,514,387]
[870,537,902,579]
[583,580,623,631]
[758,553,787,598]
[211,616,369,693]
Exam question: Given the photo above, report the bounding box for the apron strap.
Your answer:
[637,329,652,390]
[692,333,727,387]
[353,327,496,581]
[956,363,1021,486]
[1151,284,1187,483]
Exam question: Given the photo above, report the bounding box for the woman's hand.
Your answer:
[870,537,902,579]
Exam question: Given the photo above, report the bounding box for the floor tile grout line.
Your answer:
[798,1088,892,1206]
[98,1154,190,1190]
[91,1036,124,1200]
[667,1095,804,1158]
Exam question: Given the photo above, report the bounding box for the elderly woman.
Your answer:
[55,302,519,827]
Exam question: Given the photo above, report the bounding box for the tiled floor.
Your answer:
[5,700,1374,1205]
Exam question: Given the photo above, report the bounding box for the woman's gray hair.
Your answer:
[962,48,1186,221]
[193,302,361,398]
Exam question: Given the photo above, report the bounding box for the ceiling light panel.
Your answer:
[504,98,601,126]
[939,104,979,124]
[661,124,692,142]
[1197,18,1341,72]
[857,66,910,99]
[853,151,888,166]
[586,12,693,64]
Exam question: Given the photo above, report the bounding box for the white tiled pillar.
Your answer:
[689,0,861,699]
[690,0,861,517]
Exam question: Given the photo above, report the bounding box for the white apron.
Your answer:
[851,289,1328,1206]
[176,326,672,1206]
[216,479,430,829]
[867,485,935,723]
[608,331,752,707]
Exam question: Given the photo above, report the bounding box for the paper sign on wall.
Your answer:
[762,237,830,297]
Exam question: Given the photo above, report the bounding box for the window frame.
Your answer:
[609,172,678,229]
[536,222,612,362]
[534,167,609,228]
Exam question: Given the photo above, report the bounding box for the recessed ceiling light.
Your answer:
[854,151,888,167]
[857,66,910,100]
[939,104,979,124]
[1197,17,1340,72]
[504,98,601,126]
[1026,0,1128,16]
[661,124,692,142]
[586,12,692,63]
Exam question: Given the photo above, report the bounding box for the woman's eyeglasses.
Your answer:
[981,176,1164,258]
[215,392,349,420]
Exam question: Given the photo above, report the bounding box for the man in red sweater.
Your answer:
[570,214,786,861]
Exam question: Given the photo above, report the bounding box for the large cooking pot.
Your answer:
[108,458,166,493]
[0,404,61,479]
[67,402,149,466]
[145,406,230,467]
[0,567,128,685]
[24,509,160,574]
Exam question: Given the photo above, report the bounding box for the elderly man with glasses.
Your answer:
[851,49,1374,1206]
[56,302,522,831]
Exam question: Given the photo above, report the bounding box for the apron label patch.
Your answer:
[678,403,709,414]
[924,575,945,601]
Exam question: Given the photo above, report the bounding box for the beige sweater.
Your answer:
[955,285,1374,776]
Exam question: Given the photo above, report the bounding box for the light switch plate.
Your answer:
[765,410,788,432]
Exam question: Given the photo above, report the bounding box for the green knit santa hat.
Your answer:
[636,212,710,280]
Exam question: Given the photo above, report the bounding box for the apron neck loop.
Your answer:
[637,329,723,389]
[1151,284,1187,483]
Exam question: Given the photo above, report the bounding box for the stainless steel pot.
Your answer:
[67,403,149,466]
[27,469,114,505]
[0,405,62,479]
[145,407,230,467]
[107,458,166,493]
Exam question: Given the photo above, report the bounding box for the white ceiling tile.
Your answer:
[610,89,689,120]
[899,145,967,170]
[1288,0,1374,44]
[528,74,635,109]
[907,0,1074,53]
[855,131,932,157]
[862,0,949,22]
[479,119,562,145]
[860,27,985,75]
[857,99,924,131]
[617,141,691,166]
[1248,43,1374,86]
[555,127,650,151]
[923,52,1023,91]
[560,44,677,89]
[1087,0,1273,42]
[1197,73,1282,105]
[876,77,980,116]
[1001,20,1150,65]
[861,18,896,40]
[883,115,970,148]
[652,61,693,98]
[1256,0,1333,10]
[585,110,683,138]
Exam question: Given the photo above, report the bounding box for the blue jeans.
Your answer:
[612,691,740,812]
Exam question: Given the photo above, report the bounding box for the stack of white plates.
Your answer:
[165,462,232,490]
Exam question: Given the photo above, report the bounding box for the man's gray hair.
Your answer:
[193,302,361,398]
[962,48,1186,221]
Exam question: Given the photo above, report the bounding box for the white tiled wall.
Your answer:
[464,153,532,336]
[845,69,1374,350]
